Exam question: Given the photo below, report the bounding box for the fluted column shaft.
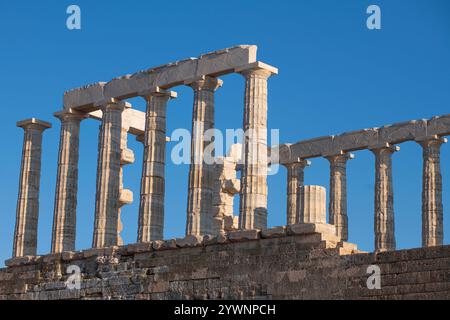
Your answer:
[285,160,310,225]
[138,90,175,242]
[239,67,274,230]
[51,111,85,253]
[418,136,447,247]
[298,185,327,224]
[13,119,51,257]
[371,145,399,252]
[326,153,353,241]
[92,101,129,248]
[186,77,222,236]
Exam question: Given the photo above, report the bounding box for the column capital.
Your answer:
[54,109,87,122]
[415,135,448,147]
[284,159,311,169]
[185,76,223,92]
[16,118,52,131]
[93,98,131,110]
[235,61,278,79]
[369,143,400,154]
[324,152,355,163]
[138,87,177,100]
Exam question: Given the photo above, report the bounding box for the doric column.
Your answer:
[92,100,130,248]
[13,118,51,257]
[237,63,277,230]
[138,89,176,242]
[51,110,85,253]
[325,152,354,241]
[417,136,447,247]
[285,160,310,225]
[186,76,223,236]
[298,185,327,224]
[370,144,399,252]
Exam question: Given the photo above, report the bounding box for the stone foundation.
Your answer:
[0,223,449,300]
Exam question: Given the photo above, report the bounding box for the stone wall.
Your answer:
[0,225,449,300]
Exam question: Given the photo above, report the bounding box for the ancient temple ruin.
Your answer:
[3,45,450,300]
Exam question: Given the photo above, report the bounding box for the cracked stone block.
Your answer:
[287,223,336,236]
[160,239,177,250]
[126,242,153,254]
[120,148,135,165]
[176,235,203,248]
[5,256,39,267]
[261,226,287,239]
[227,229,260,242]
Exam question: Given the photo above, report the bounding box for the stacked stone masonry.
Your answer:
[211,144,242,235]
[1,228,449,300]
[6,45,450,300]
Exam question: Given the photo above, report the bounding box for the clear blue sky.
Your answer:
[1,0,450,266]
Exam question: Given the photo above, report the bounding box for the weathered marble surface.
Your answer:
[138,90,176,242]
[282,115,450,164]
[417,136,447,247]
[51,111,85,253]
[298,186,327,225]
[14,119,51,257]
[211,144,242,235]
[326,153,353,241]
[285,160,310,225]
[92,102,130,248]
[239,65,277,230]
[89,108,146,136]
[371,145,399,252]
[186,77,223,236]
[64,45,257,110]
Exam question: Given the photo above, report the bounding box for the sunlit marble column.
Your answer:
[92,100,130,248]
[13,118,51,257]
[325,152,354,241]
[417,136,447,247]
[298,185,327,224]
[138,89,176,242]
[51,110,85,253]
[237,63,277,230]
[285,160,310,225]
[370,144,399,252]
[186,76,222,236]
